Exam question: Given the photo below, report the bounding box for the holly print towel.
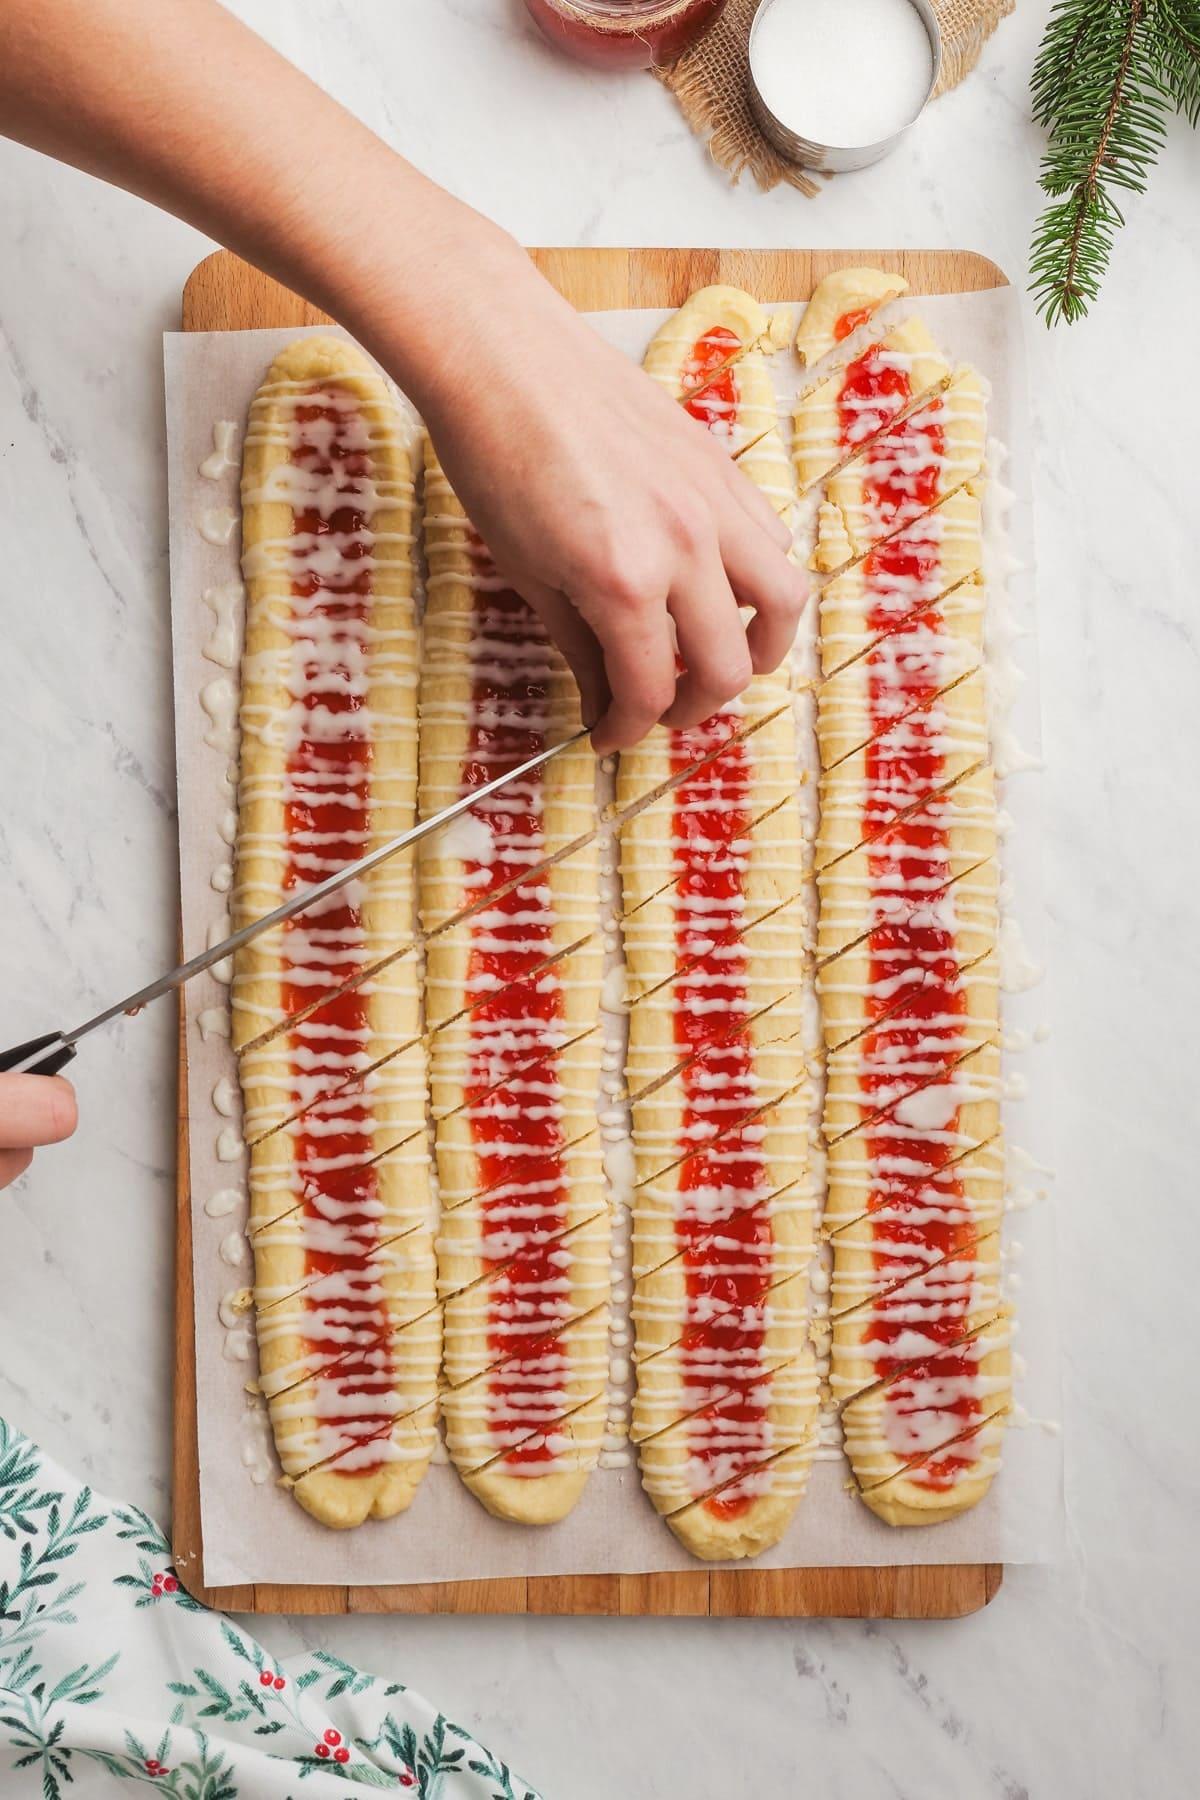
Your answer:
[0,1419,543,1798]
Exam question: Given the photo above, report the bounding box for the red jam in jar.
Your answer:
[524,0,727,69]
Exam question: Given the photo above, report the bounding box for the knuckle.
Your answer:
[636,669,678,719]
[664,494,712,555]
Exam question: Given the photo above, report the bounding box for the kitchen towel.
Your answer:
[0,1417,543,1799]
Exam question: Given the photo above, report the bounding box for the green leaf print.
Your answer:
[1,1418,546,1800]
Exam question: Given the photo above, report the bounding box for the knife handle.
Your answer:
[0,1032,77,1077]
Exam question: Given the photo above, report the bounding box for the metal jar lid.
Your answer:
[747,0,943,175]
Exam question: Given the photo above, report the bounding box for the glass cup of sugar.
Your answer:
[747,0,942,173]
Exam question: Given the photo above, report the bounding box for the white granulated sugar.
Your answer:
[751,0,933,147]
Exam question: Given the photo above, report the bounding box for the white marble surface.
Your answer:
[1,2,1195,1793]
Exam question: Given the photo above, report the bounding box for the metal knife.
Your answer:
[1,728,589,1079]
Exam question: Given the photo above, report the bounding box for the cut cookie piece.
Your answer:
[794,266,909,368]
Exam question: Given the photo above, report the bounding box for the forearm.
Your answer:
[0,0,523,411]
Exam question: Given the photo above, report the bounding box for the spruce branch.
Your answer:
[1029,0,1200,324]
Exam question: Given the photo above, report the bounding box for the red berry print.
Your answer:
[144,1761,169,1777]
[151,1578,163,1596]
[315,1742,330,1759]
[273,1675,285,1690]
[400,1774,416,1789]
[333,1746,350,1764]
[163,1576,178,1593]
[324,1728,342,1747]
[259,1671,273,1687]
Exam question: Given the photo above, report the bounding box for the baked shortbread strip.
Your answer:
[233,337,438,1529]
[793,315,950,495]
[419,441,608,1525]
[794,265,909,368]
[810,288,1011,1526]
[623,292,818,1563]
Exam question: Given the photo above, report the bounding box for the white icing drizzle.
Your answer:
[197,505,238,546]
[200,418,240,481]
[200,678,238,757]
[202,580,245,670]
[197,1007,230,1042]
[205,1187,242,1220]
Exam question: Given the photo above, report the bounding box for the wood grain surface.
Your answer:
[174,246,1006,1618]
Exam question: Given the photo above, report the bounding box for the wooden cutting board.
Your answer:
[174,245,1006,1618]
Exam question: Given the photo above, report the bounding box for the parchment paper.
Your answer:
[165,288,1062,1588]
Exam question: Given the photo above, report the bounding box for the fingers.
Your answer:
[661,552,754,732]
[0,1073,78,1151]
[718,503,808,675]
[721,451,793,550]
[0,1146,34,1191]
[512,573,609,728]
[588,598,678,756]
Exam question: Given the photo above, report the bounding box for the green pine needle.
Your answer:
[1029,0,1200,324]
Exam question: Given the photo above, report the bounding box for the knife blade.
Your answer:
[1,728,590,1078]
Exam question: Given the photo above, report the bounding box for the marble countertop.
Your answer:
[2,2,1194,1793]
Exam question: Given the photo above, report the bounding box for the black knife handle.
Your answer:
[0,1033,77,1077]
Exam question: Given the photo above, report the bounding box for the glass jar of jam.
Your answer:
[524,0,728,70]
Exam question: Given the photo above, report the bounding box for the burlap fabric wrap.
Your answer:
[657,0,1014,196]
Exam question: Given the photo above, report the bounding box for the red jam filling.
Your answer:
[283,395,390,1477]
[837,359,983,1486]
[681,324,741,435]
[668,475,772,1517]
[834,305,873,341]
[460,562,569,1467]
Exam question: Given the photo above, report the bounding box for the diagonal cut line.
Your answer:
[816,854,995,976]
[252,1216,434,1316]
[793,372,955,496]
[835,1308,1010,1413]
[824,1033,1000,1149]
[604,700,793,825]
[619,788,804,923]
[436,1200,611,1306]
[857,1401,1011,1495]
[237,702,791,1065]
[234,820,599,1059]
[244,927,598,1151]
[627,890,812,1019]
[661,1430,818,1520]
[829,1227,1000,1324]
[822,1132,1004,1246]
[441,1300,609,1398]
[626,989,810,1111]
[281,1390,440,1490]
[458,1386,607,1481]
[634,1069,815,1197]
[812,474,981,582]
[255,1296,440,1407]
[631,1177,811,1294]
[821,944,996,1053]
[819,567,983,679]
[817,757,990,874]
[632,1344,814,1448]
[818,662,984,776]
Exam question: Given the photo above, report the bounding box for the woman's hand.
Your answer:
[393,235,806,753]
[0,0,806,751]
[0,1074,78,1191]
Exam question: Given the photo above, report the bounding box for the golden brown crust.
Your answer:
[419,439,608,1522]
[794,267,909,368]
[234,338,436,1528]
[810,307,1010,1527]
[624,293,817,1561]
